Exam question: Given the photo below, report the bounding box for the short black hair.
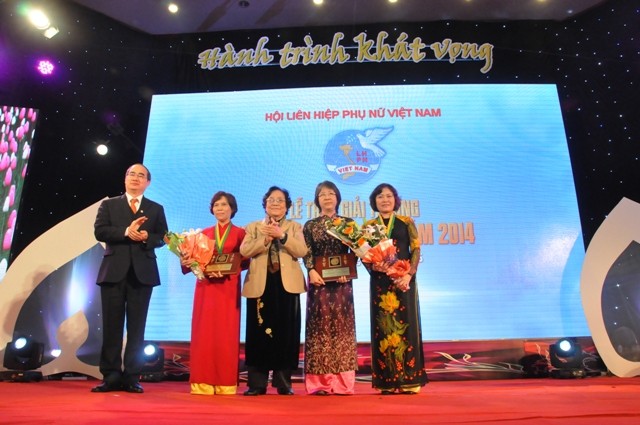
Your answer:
[210,191,238,219]
[313,180,342,210]
[369,183,401,212]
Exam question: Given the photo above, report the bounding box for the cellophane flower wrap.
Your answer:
[324,217,412,290]
[324,217,372,257]
[164,229,215,280]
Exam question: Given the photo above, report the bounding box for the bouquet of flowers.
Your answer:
[325,217,412,290]
[324,217,373,257]
[164,229,215,280]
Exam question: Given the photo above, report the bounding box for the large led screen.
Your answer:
[1,105,36,280]
[143,84,589,342]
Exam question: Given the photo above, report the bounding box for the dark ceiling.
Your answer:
[70,0,609,35]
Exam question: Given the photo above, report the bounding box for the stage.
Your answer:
[1,376,638,424]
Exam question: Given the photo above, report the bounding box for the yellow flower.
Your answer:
[387,333,401,348]
[379,338,389,353]
[379,291,400,313]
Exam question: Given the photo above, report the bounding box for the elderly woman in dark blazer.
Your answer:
[240,186,308,396]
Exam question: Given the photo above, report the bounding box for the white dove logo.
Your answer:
[356,127,393,157]
[323,126,394,185]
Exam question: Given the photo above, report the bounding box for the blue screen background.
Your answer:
[143,84,588,342]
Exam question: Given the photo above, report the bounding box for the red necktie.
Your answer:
[130,198,138,213]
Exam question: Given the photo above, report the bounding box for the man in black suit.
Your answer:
[91,163,168,394]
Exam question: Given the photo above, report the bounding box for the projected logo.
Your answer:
[324,126,393,185]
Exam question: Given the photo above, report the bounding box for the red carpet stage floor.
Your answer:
[1,377,639,424]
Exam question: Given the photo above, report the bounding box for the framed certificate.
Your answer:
[204,252,242,277]
[314,252,358,281]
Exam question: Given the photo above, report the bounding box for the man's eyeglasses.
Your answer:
[126,172,147,179]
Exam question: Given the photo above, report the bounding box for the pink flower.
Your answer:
[8,186,15,207]
[8,209,17,228]
[3,228,13,250]
[4,167,12,186]
[0,153,9,171]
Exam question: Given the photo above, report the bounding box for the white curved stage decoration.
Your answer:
[0,199,105,378]
[581,197,640,377]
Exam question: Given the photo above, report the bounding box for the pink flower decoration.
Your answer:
[4,167,12,186]
[3,227,13,250]
[19,108,25,120]
[0,153,9,171]
[8,185,15,207]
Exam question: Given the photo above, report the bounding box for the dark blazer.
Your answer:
[94,194,168,286]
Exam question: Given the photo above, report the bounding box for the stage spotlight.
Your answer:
[27,9,50,30]
[96,143,109,155]
[26,9,60,39]
[1,337,44,382]
[140,342,164,382]
[37,60,54,75]
[549,338,586,378]
[43,27,59,39]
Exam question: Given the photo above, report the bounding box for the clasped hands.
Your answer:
[128,216,149,242]
[260,217,285,243]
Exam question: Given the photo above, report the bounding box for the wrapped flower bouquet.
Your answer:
[325,217,411,291]
[164,229,215,280]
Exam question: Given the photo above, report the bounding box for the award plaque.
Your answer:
[204,252,242,277]
[314,252,358,281]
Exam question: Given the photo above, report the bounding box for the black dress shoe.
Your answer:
[91,382,122,393]
[277,387,294,395]
[124,383,144,393]
[380,390,395,395]
[243,388,267,396]
[312,390,329,396]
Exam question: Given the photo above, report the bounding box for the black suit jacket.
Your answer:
[94,194,168,286]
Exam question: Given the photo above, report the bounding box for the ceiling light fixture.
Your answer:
[43,27,59,39]
[238,0,250,8]
[26,8,59,39]
[27,9,50,30]
[168,3,179,14]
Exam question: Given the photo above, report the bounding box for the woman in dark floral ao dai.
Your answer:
[303,181,358,395]
[364,183,428,394]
